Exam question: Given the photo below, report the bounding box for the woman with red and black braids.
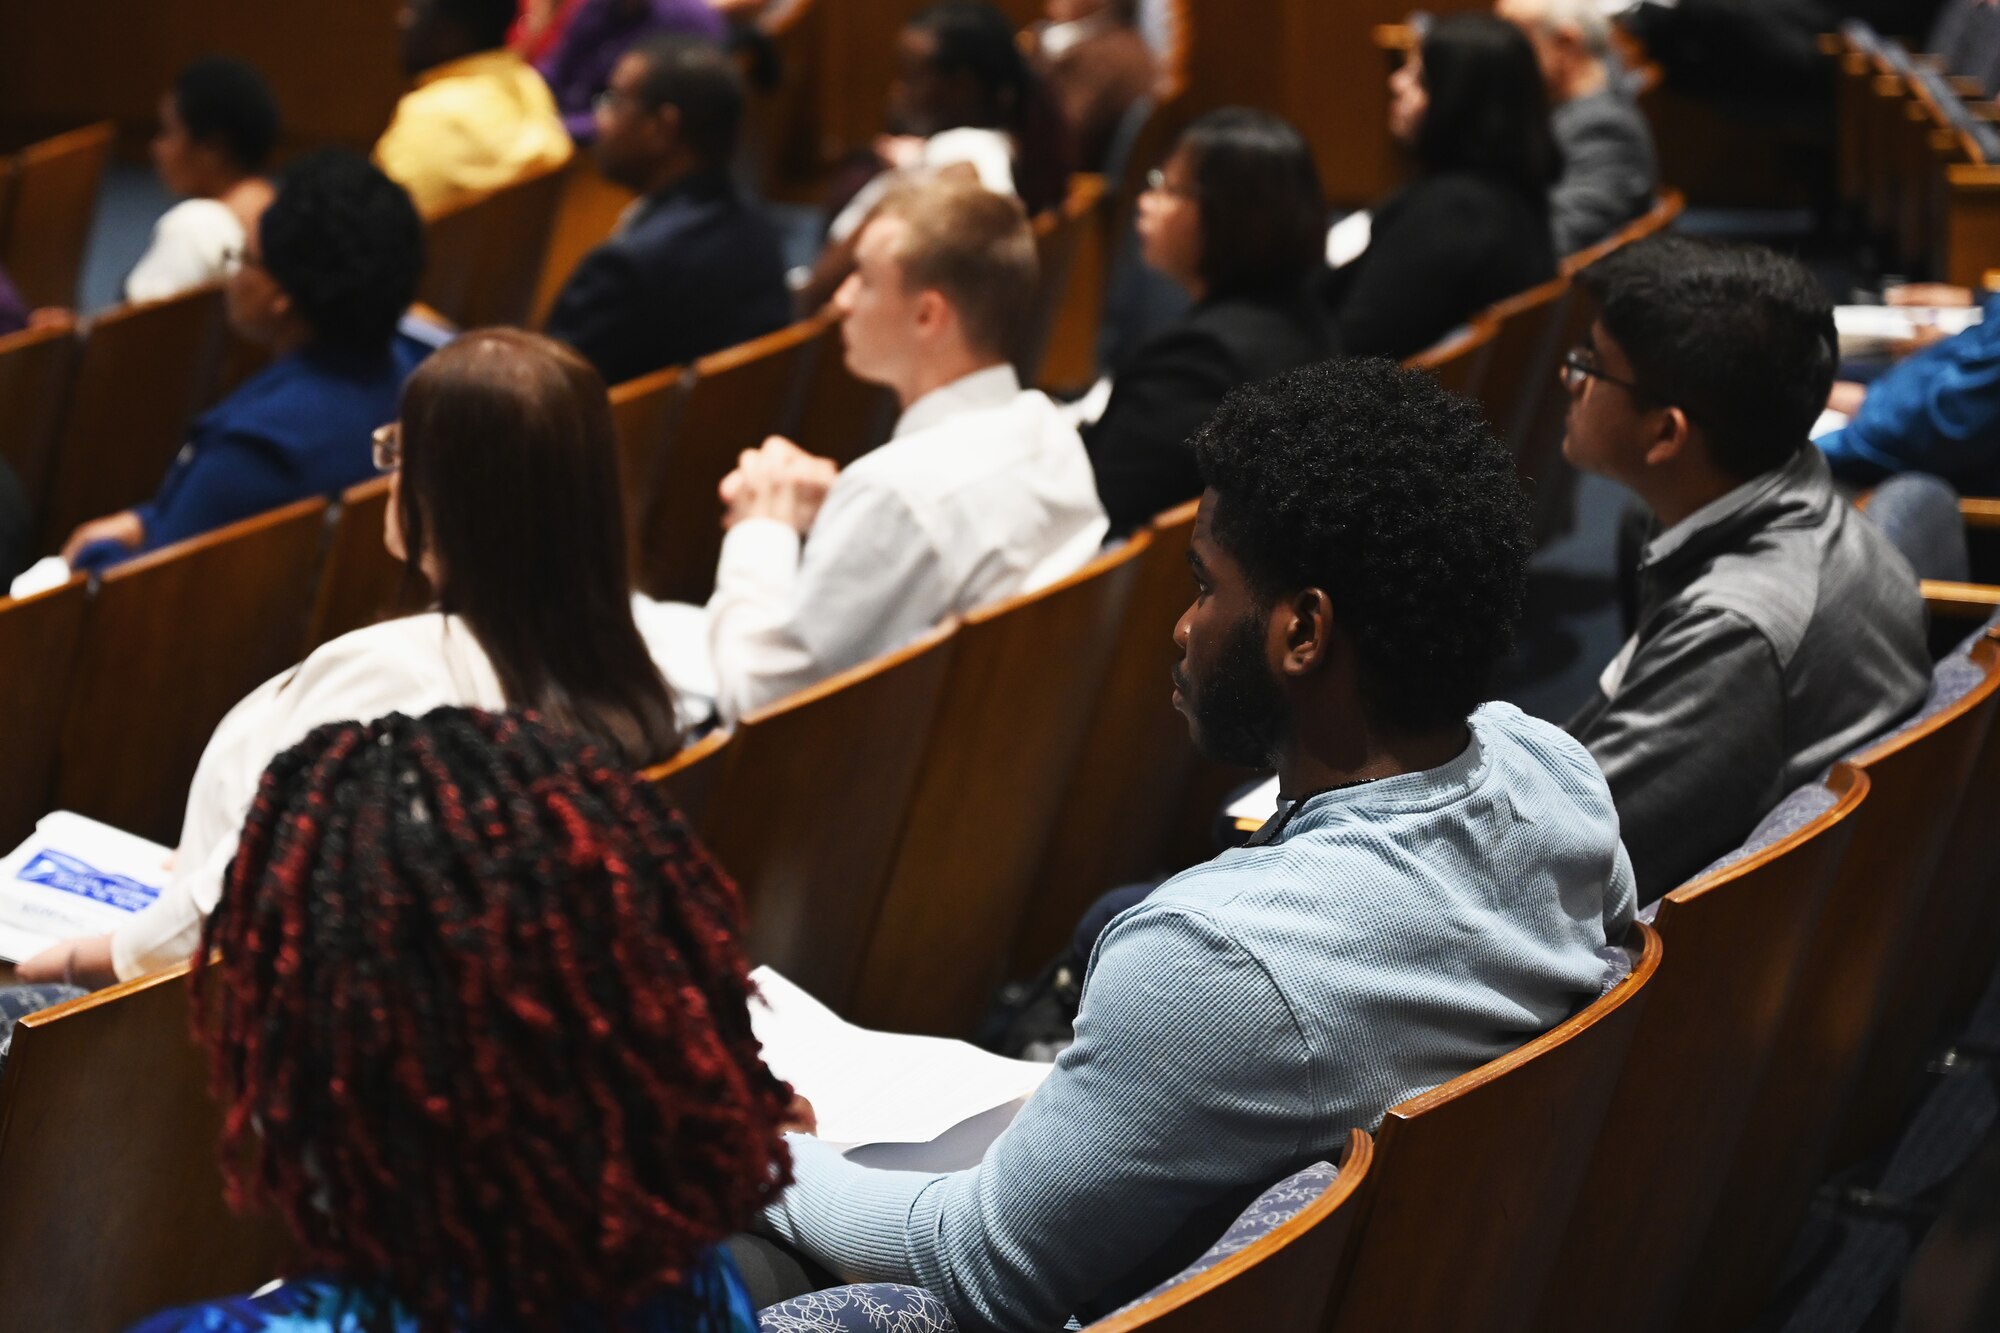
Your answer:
[126,707,792,1333]
[18,329,695,993]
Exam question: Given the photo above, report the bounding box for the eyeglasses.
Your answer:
[372,422,402,472]
[593,86,645,116]
[1144,168,1196,200]
[1560,348,1654,401]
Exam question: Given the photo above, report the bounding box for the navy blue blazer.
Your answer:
[545,171,793,386]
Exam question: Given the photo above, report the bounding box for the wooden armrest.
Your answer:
[1923,579,2000,618]
[1962,497,2000,528]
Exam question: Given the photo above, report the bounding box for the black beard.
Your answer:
[1180,613,1289,769]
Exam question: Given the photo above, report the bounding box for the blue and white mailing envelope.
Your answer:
[0,812,171,964]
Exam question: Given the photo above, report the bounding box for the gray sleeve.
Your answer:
[1569,605,1785,903]
[760,906,1312,1333]
[1550,110,1657,256]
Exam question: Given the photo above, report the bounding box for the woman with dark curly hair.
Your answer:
[1321,12,1560,360]
[61,150,428,574]
[123,707,792,1333]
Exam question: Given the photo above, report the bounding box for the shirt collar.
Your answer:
[413,48,526,89]
[892,363,1022,440]
[1248,716,1491,847]
[1639,444,1822,569]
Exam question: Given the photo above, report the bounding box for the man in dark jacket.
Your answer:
[545,35,790,385]
[1561,236,1930,904]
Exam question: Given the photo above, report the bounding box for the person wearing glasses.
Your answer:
[1559,235,1928,904]
[1082,108,1335,534]
[58,152,429,575]
[535,0,725,143]
[544,35,789,385]
[17,330,693,990]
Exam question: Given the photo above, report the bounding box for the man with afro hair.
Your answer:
[756,357,1636,1333]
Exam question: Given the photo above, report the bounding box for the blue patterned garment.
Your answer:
[124,1251,759,1333]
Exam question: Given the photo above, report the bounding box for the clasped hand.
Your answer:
[719,436,839,536]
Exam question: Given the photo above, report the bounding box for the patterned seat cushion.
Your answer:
[758,1283,957,1333]
[0,982,87,1067]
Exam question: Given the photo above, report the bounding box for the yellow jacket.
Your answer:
[373,49,573,216]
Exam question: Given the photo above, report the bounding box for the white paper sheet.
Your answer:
[1834,304,1983,358]
[0,813,172,963]
[1326,211,1373,270]
[9,555,71,602]
[1811,408,1850,441]
[749,966,1051,1155]
[1226,775,1280,829]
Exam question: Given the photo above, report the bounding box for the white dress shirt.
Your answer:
[124,199,244,304]
[108,603,696,982]
[691,363,1109,724]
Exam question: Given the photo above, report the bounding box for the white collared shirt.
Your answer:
[689,364,1110,723]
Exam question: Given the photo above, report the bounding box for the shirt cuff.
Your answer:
[760,1135,944,1285]
[716,517,803,591]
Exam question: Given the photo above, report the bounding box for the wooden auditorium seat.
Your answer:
[851,539,1148,1036]
[1028,172,1109,392]
[416,157,570,331]
[0,964,297,1333]
[1676,637,2000,1331]
[1323,923,1663,1333]
[0,315,78,527]
[608,362,689,573]
[39,283,228,551]
[54,497,329,844]
[1533,764,1872,1333]
[0,121,114,309]
[1941,619,2000,1023]
[1468,274,1572,461]
[305,474,423,652]
[792,310,896,470]
[0,574,89,847]
[634,316,821,604]
[1016,504,1195,968]
[644,726,733,833]
[696,622,957,1014]
[529,159,638,327]
[1084,1130,1375,1333]
[1560,187,1687,277]
[1403,318,1497,399]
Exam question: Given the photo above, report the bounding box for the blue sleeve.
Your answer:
[136,429,303,555]
[1822,294,2000,484]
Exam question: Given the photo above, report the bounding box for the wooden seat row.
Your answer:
[0,121,114,309]
[0,473,406,848]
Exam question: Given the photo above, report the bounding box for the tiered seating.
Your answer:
[0,314,78,525]
[416,156,572,330]
[0,573,87,847]
[0,121,114,308]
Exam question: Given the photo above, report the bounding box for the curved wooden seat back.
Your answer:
[642,727,734,833]
[1943,622,2000,1019]
[1678,638,2000,1332]
[1,121,114,309]
[0,575,90,845]
[609,363,690,578]
[1325,923,1663,1333]
[704,623,958,1013]
[437,158,571,330]
[793,312,896,470]
[1016,508,1196,966]
[1403,318,1498,400]
[636,317,821,604]
[1469,274,1572,460]
[1029,172,1109,390]
[0,316,78,521]
[307,474,426,652]
[1085,1130,1375,1333]
[1534,765,1871,1333]
[415,189,486,328]
[1839,628,2000,1159]
[851,540,1149,1035]
[55,497,329,843]
[41,284,228,551]
[1560,188,1687,276]
[0,964,298,1333]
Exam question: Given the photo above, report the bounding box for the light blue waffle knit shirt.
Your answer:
[760,702,1638,1333]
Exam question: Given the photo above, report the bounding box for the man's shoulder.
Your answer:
[853,391,1083,491]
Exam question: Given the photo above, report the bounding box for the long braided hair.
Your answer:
[193,707,792,1332]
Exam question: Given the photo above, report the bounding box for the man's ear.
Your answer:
[912,287,952,339]
[1642,405,1694,468]
[651,102,684,150]
[1278,588,1335,677]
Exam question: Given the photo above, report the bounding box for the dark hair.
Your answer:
[171,56,280,173]
[394,330,684,767]
[908,0,1073,213]
[430,0,517,51]
[260,150,423,354]
[629,35,746,168]
[1193,357,1532,733]
[1176,108,1326,298]
[1414,13,1560,207]
[194,707,792,1333]
[1577,235,1838,479]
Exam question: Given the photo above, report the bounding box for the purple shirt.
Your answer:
[0,266,27,337]
[537,0,728,141]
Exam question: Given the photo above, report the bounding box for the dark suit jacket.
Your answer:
[1322,171,1556,362]
[1085,289,1336,533]
[1550,89,1658,255]
[545,170,793,385]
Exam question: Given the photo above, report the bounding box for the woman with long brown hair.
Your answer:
[17,329,687,990]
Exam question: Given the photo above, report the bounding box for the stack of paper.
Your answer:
[0,813,171,963]
[749,966,1051,1171]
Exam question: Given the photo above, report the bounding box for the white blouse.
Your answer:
[124,198,244,304]
[109,604,694,981]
